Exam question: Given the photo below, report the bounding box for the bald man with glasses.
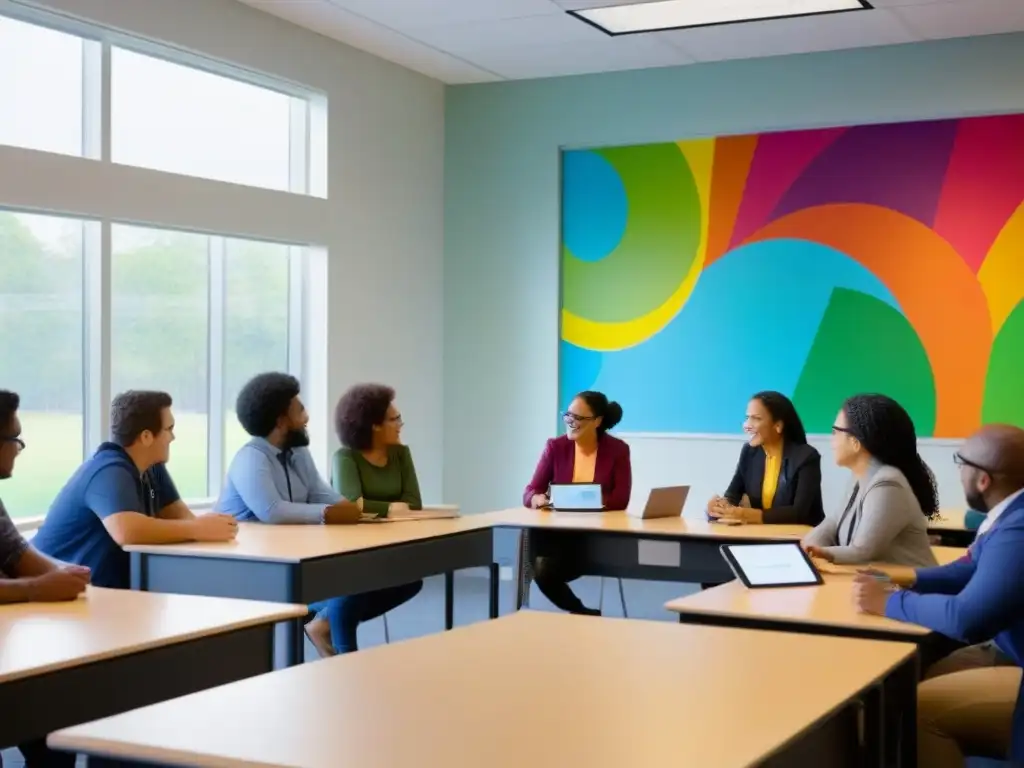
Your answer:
[853,424,1024,767]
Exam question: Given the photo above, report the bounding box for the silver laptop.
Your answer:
[547,482,604,512]
[636,486,689,519]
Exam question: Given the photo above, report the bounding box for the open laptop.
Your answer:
[719,542,824,589]
[547,482,604,512]
[630,486,689,519]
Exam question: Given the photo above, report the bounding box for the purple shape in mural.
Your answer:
[770,119,959,228]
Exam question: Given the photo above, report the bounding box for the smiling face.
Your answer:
[743,398,781,448]
[563,396,600,442]
[375,402,404,446]
[830,408,861,467]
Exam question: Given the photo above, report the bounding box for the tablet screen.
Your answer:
[549,483,603,510]
[721,543,821,587]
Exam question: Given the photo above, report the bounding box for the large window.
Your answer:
[111,48,297,191]
[0,212,85,518]
[0,16,86,156]
[0,8,324,518]
[112,226,211,499]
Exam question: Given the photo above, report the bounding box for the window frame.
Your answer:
[0,1,325,514]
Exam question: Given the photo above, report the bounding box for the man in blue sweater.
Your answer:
[854,424,1024,767]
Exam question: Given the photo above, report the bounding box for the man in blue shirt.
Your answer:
[33,390,238,589]
[218,372,420,657]
[1,390,91,767]
[854,424,1024,766]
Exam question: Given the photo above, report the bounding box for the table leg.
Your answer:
[444,571,455,630]
[489,562,500,619]
[860,684,884,768]
[893,656,918,768]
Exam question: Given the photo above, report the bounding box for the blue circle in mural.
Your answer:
[562,151,627,263]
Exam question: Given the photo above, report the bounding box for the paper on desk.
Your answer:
[359,509,460,524]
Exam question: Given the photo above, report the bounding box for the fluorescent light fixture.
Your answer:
[570,0,872,35]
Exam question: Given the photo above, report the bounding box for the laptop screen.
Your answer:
[722,543,821,587]
[549,483,603,510]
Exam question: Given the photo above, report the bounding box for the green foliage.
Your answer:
[0,213,290,413]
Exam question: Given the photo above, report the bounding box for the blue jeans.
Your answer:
[310,580,423,653]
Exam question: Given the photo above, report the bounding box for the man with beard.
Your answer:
[34,390,237,589]
[853,424,1024,767]
[218,372,400,657]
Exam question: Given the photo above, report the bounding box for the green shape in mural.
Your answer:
[982,299,1024,427]
[793,288,936,435]
[562,143,701,324]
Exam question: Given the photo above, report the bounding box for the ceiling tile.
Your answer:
[554,0,664,8]
[403,11,607,56]
[242,0,502,82]
[324,0,564,27]
[471,36,689,79]
[663,7,918,62]
[868,0,957,7]
[894,0,1024,39]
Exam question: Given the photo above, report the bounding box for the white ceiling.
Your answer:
[239,0,1024,83]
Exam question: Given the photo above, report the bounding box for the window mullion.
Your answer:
[83,220,111,455]
[207,237,226,499]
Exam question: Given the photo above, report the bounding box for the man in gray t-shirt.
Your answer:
[0,390,92,767]
[0,390,91,602]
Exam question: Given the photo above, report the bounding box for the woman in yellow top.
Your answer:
[708,391,825,525]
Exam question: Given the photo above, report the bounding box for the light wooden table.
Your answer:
[50,611,916,768]
[664,546,968,645]
[126,518,499,666]
[928,508,968,532]
[0,587,305,751]
[928,508,976,547]
[473,508,812,609]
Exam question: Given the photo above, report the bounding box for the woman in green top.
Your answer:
[332,383,422,515]
[305,384,424,656]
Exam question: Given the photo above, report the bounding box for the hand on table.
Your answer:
[706,496,729,517]
[192,513,239,541]
[530,494,550,509]
[852,571,893,616]
[388,502,410,515]
[324,500,361,525]
[26,569,90,602]
[804,545,834,563]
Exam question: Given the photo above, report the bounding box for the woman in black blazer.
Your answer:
[707,391,825,526]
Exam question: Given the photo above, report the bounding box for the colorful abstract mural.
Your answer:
[559,115,1024,437]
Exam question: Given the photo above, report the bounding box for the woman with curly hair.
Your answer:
[301,383,423,656]
[332,383,422,517]
[803,393,939,567]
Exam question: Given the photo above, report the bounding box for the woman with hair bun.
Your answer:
[803,393,939,567]
[522,390,631,615]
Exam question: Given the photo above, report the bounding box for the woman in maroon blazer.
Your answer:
[523,391,631,615]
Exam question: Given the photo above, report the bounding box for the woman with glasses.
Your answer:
[522,390,631,615]
[304,383,424,657]
[707,391,825,526]
[803,393,938,567]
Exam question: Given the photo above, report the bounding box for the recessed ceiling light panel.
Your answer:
[570,0,872,35]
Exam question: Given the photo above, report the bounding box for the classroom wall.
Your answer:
[444,33,1024,539]
[10,0,446,501]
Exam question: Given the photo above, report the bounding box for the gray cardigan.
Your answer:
[802,461,938,567]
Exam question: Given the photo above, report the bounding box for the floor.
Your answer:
[0,572,1005,766]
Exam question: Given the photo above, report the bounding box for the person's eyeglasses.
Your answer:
[953,453,996,474]
[831,425,853,435]
[1,436,25,450]
[387,414,404,427]
[562,412,595,425]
